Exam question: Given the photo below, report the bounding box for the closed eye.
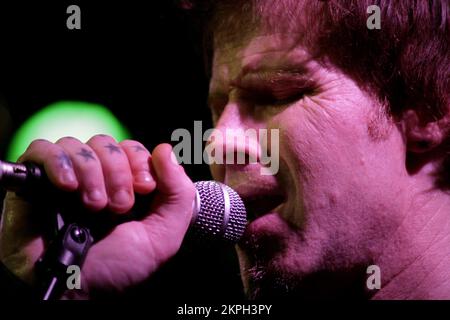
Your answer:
[232,71,317,106]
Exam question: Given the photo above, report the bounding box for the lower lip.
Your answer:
[241,204,285,240]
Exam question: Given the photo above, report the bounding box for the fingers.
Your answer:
[20,135,158,214]
[15,140,195,288]
[120,140,156,194]
[19,139,79,191]
[18,138,185,220]
[140,144,195,253]
[134,143,196,263]
[151,143,193,198]
[86,135,135,214]
[56,137,108,211]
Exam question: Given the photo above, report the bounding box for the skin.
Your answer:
[0,138,195,298]
[208,31,450,299]
[1,22,449,300]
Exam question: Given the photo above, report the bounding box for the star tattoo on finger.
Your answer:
[133,145,147,153]
[58,153,73,169]
[77,148,96,162]
[105,143,122,154]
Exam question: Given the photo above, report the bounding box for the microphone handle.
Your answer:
[0,160,96,300]
[0,160,247,298]
[0,160,45,194]
[0,160,155,233]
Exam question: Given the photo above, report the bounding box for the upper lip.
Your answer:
[230,181,286,221]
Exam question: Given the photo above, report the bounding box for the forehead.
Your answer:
[210,33,312,87]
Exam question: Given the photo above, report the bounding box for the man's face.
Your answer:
[208,29,411,298]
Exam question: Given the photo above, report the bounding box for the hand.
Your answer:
[0,135,195,299]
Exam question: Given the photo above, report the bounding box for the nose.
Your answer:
[208,102,263,180]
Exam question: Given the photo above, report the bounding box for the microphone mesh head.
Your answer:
[192,181,247,243]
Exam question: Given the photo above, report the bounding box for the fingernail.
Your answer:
[135,171,153,184]
[61,170,77,184]
[87,189,103,202]
[113,190,131,204]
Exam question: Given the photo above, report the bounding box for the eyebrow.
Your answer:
[207,60,314,108]
[207,69,316,112]
[238,52,313,76]
[232,67,310,87]
[235,68,317,99]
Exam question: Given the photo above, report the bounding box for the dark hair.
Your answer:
[180,0,450,183]
[183,0,448,119]
[306,0,449,124]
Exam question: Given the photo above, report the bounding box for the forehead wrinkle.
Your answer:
[216,33,303,63]
[213,34,314,90]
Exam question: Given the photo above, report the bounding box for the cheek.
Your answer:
[268,96,392,218]
[270,94,405,228]
[209,162,224,182]
[270,97,369,174]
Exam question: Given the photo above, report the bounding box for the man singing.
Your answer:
[1,0,449,299]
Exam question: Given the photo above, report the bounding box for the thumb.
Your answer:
[151,143,193,197]
[139,143,195,256]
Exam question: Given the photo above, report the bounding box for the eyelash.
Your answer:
[238,84,315,108]
[209,76,317,121]
[236,73,317,106]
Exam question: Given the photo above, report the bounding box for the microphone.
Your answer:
[0,160,247,300]
[0,160,247,243]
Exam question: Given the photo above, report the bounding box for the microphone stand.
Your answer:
[35,212,93,300]
[0,160,93,300]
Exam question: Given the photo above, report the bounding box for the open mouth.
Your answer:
[238,189,286,222]
[224,168,287,223]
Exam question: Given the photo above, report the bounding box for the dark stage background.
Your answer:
[0,1,244,300]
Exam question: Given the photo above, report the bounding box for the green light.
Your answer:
[6,101,131,161]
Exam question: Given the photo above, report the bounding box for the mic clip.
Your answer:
[35,214,93,300]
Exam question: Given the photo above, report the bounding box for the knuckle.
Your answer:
[56,136,81,145]
[83,190,108,209]
[19,140,53,162]
[83,179,104,192]
[120,139,136,146]
[49,150,72,168]
[108,189,134,213]
[133,161,150,172]
[88,134,115,144]
[30,138,51,145]
[74,146,99,163]
[121,140,149,154]
[108,172,133,189]
[26,138,51,151]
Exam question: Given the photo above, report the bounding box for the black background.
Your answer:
[0,1,244,301]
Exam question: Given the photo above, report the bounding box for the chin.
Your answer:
[237,248,371,300]
[236,212,303,299]
[236,213,371,300]
[237,257,297,300]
